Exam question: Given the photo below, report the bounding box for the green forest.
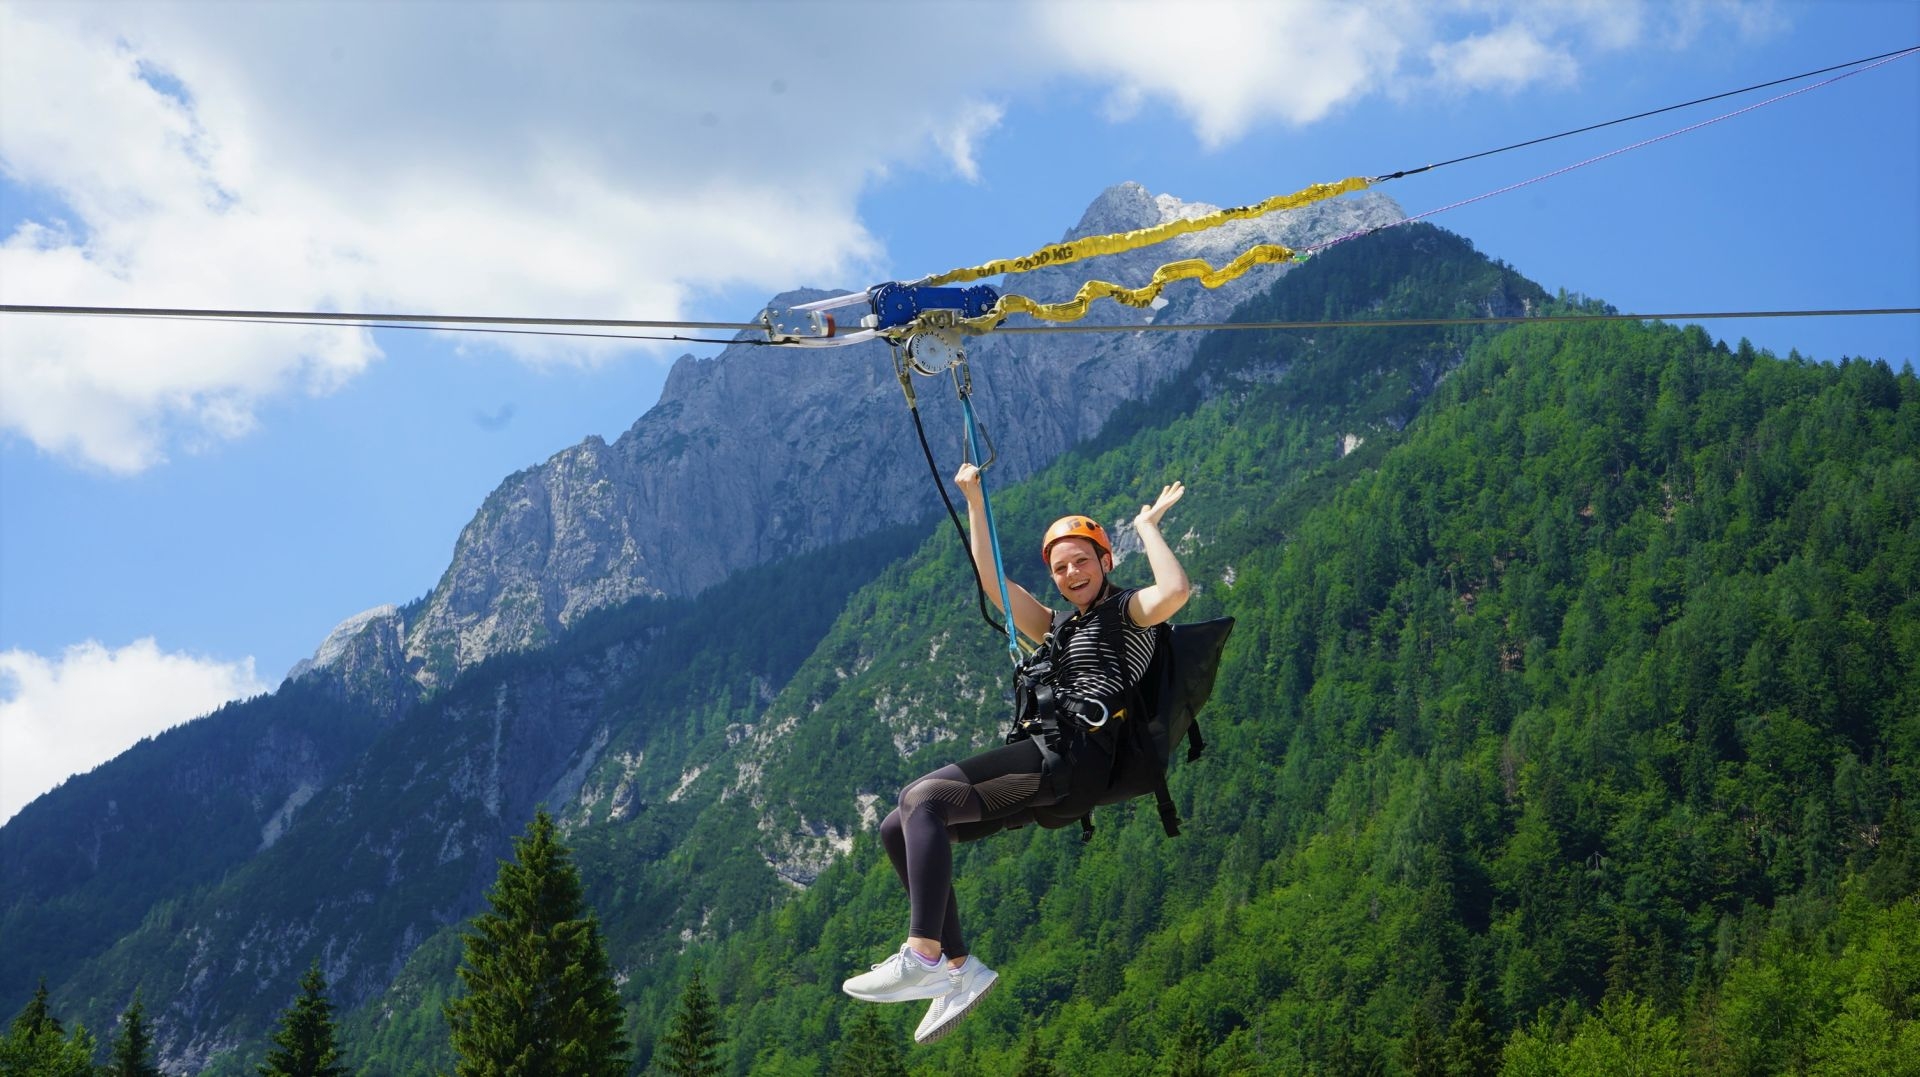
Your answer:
[612,235,1919,1074]
[6,224,1915,1075]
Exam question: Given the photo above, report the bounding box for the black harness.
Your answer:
[985,585,1234,845]
[1007,591,1143,839]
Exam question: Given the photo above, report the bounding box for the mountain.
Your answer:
[0,181,1407,1064]
[397,183,1406,687]
[343,226,1916,1074]
[6,212,1915,1075]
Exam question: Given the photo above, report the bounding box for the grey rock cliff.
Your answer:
[285,604,413,722]
[399,183,1405,685]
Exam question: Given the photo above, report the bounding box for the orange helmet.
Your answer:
[1042,515,1111,563]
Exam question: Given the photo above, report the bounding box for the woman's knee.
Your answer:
[897,766,972,820]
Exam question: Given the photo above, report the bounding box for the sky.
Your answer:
[1,0,1916,823]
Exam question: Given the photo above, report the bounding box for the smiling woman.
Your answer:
[840,461,1193,1044]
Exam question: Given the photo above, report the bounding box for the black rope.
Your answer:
[1373,45,1919,181]
[907,400,1005,634]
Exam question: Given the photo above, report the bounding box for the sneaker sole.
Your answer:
[914,971,998,1044]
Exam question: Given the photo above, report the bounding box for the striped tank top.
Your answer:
[1045,587,1159,703]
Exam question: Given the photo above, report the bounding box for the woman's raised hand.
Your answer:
[954,462,983,499]
[1135,481,1185,529]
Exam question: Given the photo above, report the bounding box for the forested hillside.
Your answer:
[5,523,928,1072]
[10,223,1914,1075]
[595,241,1919,1072]
[334,226,1917,1074]
[0,678,390,1003]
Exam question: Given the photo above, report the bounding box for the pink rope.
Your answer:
[1304,47,1919,257]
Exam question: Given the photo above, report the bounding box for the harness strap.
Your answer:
[1151,771,1182,838]
[1030,684,1074,801]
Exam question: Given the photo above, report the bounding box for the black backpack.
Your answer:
[1108,616,1236,837]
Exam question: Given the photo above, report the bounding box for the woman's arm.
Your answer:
[1127,482,1192,627]
[955,463,1054,643]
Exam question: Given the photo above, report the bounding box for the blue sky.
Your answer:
[2,0,1916,821]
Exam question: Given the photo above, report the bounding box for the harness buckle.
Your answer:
[1078,697,1110,730]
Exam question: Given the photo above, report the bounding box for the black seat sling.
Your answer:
[1009,596,1235,840]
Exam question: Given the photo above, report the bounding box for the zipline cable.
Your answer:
[887,45,1920,337]
[1307,45,1920,259]
[0,303,761,332]
[4,305,1914,341]
[937,44,1920,337]
[915,45,1920,302]
[3,48,1914,348]
[986,308,1920,336]
[0,308,766,346]
[1372,44,1920,181]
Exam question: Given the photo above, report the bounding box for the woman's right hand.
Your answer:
[954,462,983,500]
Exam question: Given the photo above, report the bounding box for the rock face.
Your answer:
[398,183,1406,685]
[284,605,413,724]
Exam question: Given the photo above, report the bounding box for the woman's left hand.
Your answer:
[1135,481,1185,529]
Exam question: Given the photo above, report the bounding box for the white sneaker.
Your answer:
[914,957,999,1044]
[842,943,952,1003]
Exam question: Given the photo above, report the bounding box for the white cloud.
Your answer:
[0,2,1017,472]
[1034,0,1411,147]
[934,102,1007,184]
[1027,0,1779,144]
[0,1,1781,473]
[1429,23,1577,93]
[0,638,268,823]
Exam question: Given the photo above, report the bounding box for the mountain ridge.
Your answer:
[392,183,1405,687]
[10,216,1911,1075]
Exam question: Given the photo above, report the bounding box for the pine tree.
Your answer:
[444,808,631,1077]
[1442,986,1501,1077]
[655,970,722,1077]
[1013,1030,1058,1077]
[9,980,64,1039]
[1398,1001,1445,1077]
[105,995,162,1077]
[1166,1009,1214,1077]
[1,982,96,1077]
[259,962,349,1077]
[827,1008,906,1077]
[0,1022,98,1077]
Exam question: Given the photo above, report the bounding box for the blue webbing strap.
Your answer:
[958,393,1023,665]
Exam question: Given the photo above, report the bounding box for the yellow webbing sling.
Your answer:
[914,175,1372,334]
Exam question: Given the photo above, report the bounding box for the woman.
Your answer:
[842,463,1192,1044]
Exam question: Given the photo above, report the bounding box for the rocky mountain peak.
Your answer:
[375,183,1404,687]
[1072,180,1161,236]
[286,605,399,682]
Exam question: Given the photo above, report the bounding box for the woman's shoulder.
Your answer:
[1099,587,1156,631]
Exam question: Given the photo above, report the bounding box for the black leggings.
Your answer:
[877,734,1113,958]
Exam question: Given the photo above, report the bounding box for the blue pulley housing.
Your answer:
[866,282,1000,333]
